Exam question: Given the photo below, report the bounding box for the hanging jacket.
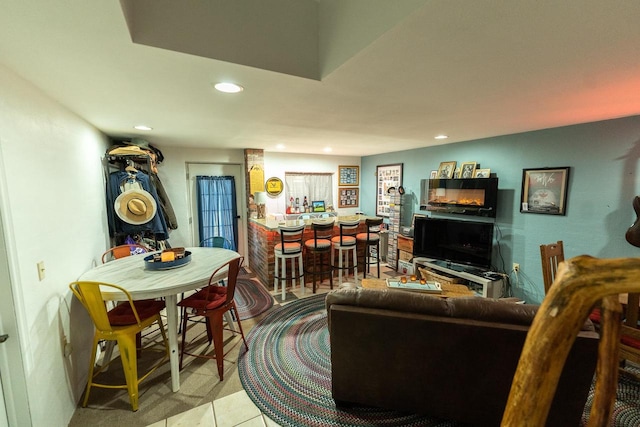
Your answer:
[107,170,169,239]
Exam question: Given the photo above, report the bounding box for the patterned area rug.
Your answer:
[234,277,274,320]
[582,368,640,426]
[238,294,640,427]
[238,294,455,426]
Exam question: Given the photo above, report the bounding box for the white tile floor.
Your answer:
[145,389,280,427]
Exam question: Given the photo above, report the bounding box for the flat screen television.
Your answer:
[413,217,494,271]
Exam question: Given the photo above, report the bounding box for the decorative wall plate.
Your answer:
[265,177,284,196]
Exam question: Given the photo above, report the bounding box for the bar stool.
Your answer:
[356,217,384,278]
[331,220,360,286]
[304,221,334,293]
[274,225,305,300]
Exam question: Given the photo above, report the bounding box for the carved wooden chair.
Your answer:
[539,240,564,293]
[502,255,640,426]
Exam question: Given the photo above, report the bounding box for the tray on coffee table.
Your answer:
[386,278,443,294]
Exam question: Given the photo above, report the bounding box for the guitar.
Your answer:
[625,196,640,247]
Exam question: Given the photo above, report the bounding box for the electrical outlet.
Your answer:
[513,263,520,272]
[37,261,45,281]
[64,341,73,358]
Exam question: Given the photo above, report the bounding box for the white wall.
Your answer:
[263,152,361,216]
[0,65,110,426]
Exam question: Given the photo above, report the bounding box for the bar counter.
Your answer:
[247,215,373,289]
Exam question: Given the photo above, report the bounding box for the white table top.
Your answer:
[77,247,240,300]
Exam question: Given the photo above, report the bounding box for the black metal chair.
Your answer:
[304,221,334,293]
[356,217,383,278]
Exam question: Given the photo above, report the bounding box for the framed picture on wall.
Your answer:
[376,163,403,216]
[338,165,359,186]
[338,187,359,208]
[520,167,570,215]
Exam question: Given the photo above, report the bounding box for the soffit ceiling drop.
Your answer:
[119,0,425,80]
[1,1,640,155]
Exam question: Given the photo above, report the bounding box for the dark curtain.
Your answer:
[196,176,238,251]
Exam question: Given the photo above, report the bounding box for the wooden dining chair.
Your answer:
[177,256,247,380]
[69,281,169,411]
[502,255,640,426]
[539,240,564,293]
[101,243,149,263]
[618,293,640,379]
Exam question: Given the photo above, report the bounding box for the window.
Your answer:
[284,173,333,210]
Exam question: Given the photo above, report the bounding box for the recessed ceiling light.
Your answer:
[276,144,285,150]
[134,125,153,131]
[323,147,332,153]
[214,82,244,93]
[435,135,449,140]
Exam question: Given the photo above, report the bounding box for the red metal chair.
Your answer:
[177,256,247,380]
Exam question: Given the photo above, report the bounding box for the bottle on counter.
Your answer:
[303,196,309,213]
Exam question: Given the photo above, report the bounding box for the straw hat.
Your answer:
[114,189,157,225]
[108,145,149,157]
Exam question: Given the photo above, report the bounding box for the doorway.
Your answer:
[187,163,246,259]
[0,140,31,426]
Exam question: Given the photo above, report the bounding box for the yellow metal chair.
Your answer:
[69,281,169,411]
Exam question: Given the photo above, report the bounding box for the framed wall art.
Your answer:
[520,167,570,215]
[338,187,359,208]
[436,161,456,179]
[338,165,359,186]
[474,168,491,178]
[376,163,403,216]
[460,161,477,179]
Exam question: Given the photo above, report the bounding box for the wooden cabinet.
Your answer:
[397,234,413,253]
[397,234,413,272]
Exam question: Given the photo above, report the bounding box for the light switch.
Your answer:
[37,261,45,281]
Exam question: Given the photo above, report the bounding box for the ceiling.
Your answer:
[2,1,640,156]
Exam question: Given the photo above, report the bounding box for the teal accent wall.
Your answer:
[362,115,640,303]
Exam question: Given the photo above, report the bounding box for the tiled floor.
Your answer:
[145,265,390,427]
[146,390,279,427]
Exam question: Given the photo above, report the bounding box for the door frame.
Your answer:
[0,141,32,426]
[186,162,247,260]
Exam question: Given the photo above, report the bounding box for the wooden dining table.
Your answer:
[77,246,240,392]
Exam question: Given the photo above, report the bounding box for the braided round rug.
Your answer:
[238,294,640,426]
[582,368,640,426]
[238,294,456,426]
[234,278,274,320]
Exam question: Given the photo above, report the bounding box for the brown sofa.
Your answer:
[326,288,599,426]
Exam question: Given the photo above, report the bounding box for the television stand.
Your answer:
[413,257,504,298]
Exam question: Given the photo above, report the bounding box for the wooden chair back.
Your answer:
[619,293,640,368]
[101,244,148,263]
[501,255,640,426]
[540,240,564,293]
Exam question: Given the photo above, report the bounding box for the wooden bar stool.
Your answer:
[331,220,360,286]
[304,221,334,293]
[356,217,383,278]
[274,225,305,300]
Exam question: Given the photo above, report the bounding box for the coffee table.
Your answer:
[361,278,475,298]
